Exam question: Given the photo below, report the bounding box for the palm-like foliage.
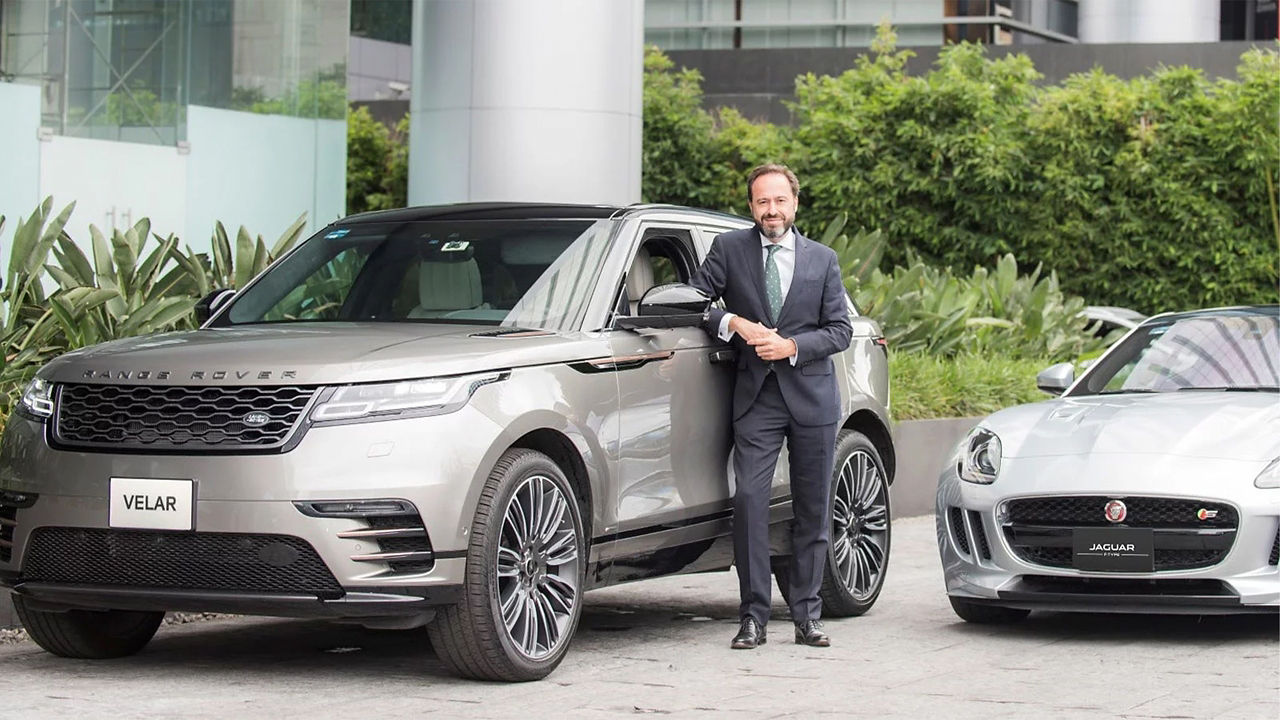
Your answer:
[0,198,310,418]
[852,252,1111,360]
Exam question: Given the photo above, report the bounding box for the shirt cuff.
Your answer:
[718,313,737,341]
[788,339,799,366]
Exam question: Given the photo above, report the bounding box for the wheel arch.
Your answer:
[509,427,594,542]
[842,408,896,484]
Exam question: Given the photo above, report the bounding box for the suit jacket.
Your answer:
[689,225,853,426]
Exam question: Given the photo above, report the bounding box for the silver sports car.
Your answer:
[937,305,1280,621]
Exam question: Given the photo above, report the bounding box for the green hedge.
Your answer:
[889,351,1050,421]
[643,27,1280,313]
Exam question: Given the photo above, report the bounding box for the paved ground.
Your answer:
[0,516,1275,719]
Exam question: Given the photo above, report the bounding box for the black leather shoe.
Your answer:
[731,617,766,649]
[794,619,830,647]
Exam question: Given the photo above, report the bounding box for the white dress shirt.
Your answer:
[717,229,798,364]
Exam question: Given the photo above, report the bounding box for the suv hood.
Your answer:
[40,324,609,386]
[984,392,1280,463]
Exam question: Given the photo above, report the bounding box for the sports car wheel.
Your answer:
[429,448,585,682]
[14,596,163,659]
[773,429,891,617]
[949,597,1030,624]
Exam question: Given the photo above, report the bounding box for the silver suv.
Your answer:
[0,204,894,681]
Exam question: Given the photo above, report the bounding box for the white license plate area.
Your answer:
[109,478,194,531]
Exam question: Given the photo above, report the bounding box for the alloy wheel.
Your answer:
[495,474,580,660]
[831,448,889,601]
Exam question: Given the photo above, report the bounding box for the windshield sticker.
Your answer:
[441,240,470,252]
[325,229,350,239]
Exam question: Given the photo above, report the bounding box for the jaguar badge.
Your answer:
[1104,499,1127,523]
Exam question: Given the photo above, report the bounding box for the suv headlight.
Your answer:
[17,378,54,420]
[1256,457,1280,489]
[309,371,505,424]
[958,426,1002,484]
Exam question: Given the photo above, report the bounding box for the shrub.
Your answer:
[346,107,410,215]
[642,30,1279,312]
[889,351,1050,420]
[848,252,1111,361]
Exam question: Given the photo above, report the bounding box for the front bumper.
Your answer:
[0,405,508,617]
[935,456,1280,615]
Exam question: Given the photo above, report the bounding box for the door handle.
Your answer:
[709,349,737,365]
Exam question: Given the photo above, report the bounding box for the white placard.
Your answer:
[109,478,194,531]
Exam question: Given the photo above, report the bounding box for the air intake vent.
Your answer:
[0,491,36,564]
[948,506,969,555]
[21,528,342,596]
[337,508,434,574]
[1270,527,1279,567]
[53,384,318,452]
[0,505,16,563]
[968,510,991,560]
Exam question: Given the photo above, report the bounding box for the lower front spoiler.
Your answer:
[7,581,464,619]
[972,575,1279,616]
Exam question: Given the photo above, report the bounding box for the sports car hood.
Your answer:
[38,324,609,386]
[982,392,1280,463]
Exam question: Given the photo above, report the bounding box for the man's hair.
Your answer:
[746,163,800,202]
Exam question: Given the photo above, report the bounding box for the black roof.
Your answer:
[1150,305,1279,322]
[339,202,623,225]
[336,202,749,227]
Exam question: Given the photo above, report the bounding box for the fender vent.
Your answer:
[948,506,969,555]
[968,510,991,560]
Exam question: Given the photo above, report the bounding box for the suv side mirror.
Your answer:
[195,288,236,325]
[615,283,710,330]
[1036,362,1075,396]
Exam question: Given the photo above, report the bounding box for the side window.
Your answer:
[617,227,698,318]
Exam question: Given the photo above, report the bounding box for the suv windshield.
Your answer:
[221,218,614,331]
[1073,311,1280,396]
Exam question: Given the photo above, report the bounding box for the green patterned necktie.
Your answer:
[764,243,783,325]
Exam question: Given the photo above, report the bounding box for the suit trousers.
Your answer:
[732,373,837,626]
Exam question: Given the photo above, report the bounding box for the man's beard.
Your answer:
[761,219,791,239]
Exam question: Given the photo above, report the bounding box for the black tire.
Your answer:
[428,448,586,682]
[948,597,1031,624]
[13,595,163,659]
[772,429,891,618]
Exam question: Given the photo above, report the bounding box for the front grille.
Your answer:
[1002,495,1238,572]
[948,506,969,555]
[1270,527,1279,566]
[1006,496,1238,529]
[21,527,342,596]
[53,384,318,452]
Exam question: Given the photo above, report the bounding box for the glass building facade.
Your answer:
[643,0,1081,50]
[0,0,348,146]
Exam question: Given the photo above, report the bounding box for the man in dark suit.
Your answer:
[688,164,852,649]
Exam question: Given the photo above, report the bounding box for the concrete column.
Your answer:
[1079,0,1220,44]
[409,0,643,206]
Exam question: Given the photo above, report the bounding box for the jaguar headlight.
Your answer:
[310,371,505,424]
[958,426,1002,484]
[1255,457,1280,489]
[17,377,53,420]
